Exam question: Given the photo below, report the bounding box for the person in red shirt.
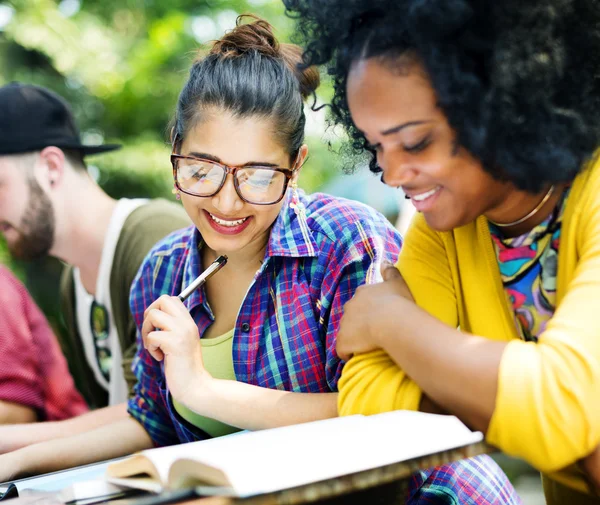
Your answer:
[0,266,88,423]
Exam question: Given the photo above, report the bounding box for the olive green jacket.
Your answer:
[59,199,190,409]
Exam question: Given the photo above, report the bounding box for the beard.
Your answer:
[9,178,55,261]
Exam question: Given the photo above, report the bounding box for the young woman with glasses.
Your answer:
[0,14,398,477]
[285,0,600,503]
[0,17,522,503]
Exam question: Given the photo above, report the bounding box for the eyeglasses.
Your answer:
[171,153,297,206]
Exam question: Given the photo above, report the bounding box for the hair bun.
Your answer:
[210,15,279,59]
[279,43,320,99]
[209,14,320,100]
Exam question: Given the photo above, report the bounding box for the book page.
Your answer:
[8,460,115,494]
[120,441,215,484]
[0,459,127,502]
[169,412,482,497]
[356,410,484,468]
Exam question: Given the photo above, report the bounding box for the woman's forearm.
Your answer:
[0,416,153,481]
[376,300,506,432]
[0,403,128,454]
[185,380,338,431]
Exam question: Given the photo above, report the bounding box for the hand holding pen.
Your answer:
[140,255,227,400]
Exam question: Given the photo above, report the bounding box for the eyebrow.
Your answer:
[380,120,433,136]
[187,151,280,168]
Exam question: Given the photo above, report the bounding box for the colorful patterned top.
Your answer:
[127,190,402,447]
[490,188,570,342]
[0,267,89,421]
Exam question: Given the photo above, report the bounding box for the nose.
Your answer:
[211,174,244,213]
[378,150,418,188]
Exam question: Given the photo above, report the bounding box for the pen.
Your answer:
[177,255,228,302]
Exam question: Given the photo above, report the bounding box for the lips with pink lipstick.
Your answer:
[404,185,443,212]
[203,210,252,235]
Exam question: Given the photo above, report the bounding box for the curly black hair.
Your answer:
[284,0,600,192]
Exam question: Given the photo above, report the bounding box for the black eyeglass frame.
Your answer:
[171,151,299,206]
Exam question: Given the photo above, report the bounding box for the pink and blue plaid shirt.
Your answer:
[128,190,402,445]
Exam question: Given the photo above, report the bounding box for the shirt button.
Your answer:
[241,322,250,333]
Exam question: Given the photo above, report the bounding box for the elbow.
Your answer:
[338,350,421,416]
[525,399,600,473]
[489,342,600,472]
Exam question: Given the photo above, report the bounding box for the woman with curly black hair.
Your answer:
[284,0,600,503]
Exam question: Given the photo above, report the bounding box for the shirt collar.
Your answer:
[181,227,206,312]
[181,189,318,308]
[265,189,318,258]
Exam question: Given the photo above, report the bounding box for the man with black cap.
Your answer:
[0,82,189,452]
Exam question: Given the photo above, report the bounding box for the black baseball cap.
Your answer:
[0,82,121,156]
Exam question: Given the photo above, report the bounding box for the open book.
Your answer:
[106,411,485,498]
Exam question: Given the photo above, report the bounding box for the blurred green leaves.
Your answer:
[0,0,346,333]
[0,0,341,198]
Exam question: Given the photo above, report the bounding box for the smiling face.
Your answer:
[0,156,55,260]
[176,110,299,256]
[347,57,512,231]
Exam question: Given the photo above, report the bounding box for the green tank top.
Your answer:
[172,329,242,438]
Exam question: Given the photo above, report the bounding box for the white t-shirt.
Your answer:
[73,198,147,406]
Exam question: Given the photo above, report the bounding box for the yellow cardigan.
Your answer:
[338,153,600,498]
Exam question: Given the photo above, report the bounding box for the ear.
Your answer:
[37,147,66,190]
[292,144,309,182]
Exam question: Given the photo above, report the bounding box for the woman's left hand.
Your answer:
[141,295,211,402]
[336,262,414,361]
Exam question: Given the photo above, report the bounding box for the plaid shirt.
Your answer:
[408,455,522,504]
[128,190,402,446]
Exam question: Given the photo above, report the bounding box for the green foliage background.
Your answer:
[0,0,343,202]
[0,0,349,311]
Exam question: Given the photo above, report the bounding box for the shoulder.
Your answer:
[303,192,402,248]
[0,266,24,302]
[134,225,195,280]
[144,225,195,261]
[0,268,37,353]
[0,267,32,325]
[113,200,191,277]
[0,265,19,287]
[571,150,600,207]
[129,226,195,307]
[123,199,190,241]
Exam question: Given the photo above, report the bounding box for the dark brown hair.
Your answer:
[174,15,320,159]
